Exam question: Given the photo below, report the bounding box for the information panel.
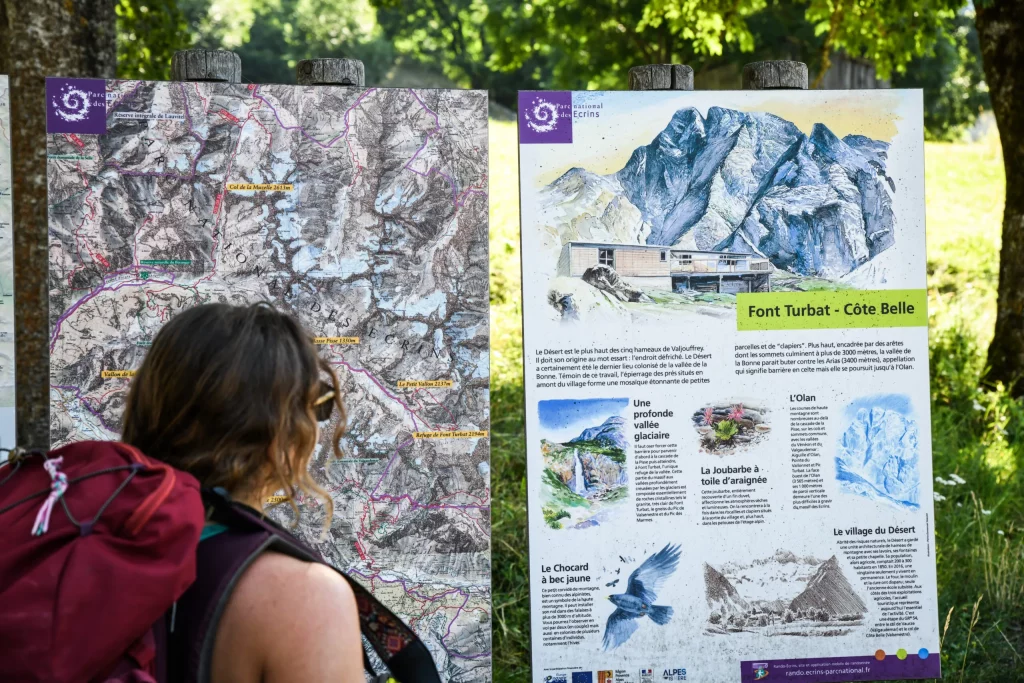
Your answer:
[46,78,491,680]
[518,90,939,683]
[0,76,13,450]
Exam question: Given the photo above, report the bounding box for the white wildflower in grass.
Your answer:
[935,476,954,486]
[957,502,963,507]
[950,473,967,485]
[997,530,1005,536]
[933,492,947,502]
[982,509,992,515]
[973,400,984,411]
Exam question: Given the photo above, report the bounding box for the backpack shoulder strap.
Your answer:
[172,490,440,683]
[165,516,278,683]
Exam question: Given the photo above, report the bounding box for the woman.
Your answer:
[121,302,364,683]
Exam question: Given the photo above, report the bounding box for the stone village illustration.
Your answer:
[538,105,899,318]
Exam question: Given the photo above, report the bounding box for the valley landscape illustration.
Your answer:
[704,549,868,637]
[538,398,630,530]
[539,106,902,319]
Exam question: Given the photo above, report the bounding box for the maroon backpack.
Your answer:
[0,441,442,683]
[0,441,204,682]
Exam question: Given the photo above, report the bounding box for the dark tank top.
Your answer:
[165,490,441,683]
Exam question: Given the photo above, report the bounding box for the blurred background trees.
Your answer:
[115,0,990,139]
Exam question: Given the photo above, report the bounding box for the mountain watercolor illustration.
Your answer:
[539,106,900,318]
[836,394,920,509]
[538,398,629,530]
[704,549,867,637]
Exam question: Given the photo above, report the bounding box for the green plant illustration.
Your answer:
[715,419,739,441]
[542,507,570,529]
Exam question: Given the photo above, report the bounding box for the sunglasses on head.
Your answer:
[313,381,336,423]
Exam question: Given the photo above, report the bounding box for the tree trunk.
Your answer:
[0,1,116,448]
[977,1,1024,394]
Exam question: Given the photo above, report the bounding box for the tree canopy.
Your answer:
[116,0,985,137]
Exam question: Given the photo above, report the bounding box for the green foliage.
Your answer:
[178,0,394,84]
[541,468,588,507]
[542,506,570,529]
[116,0,191,80]
[801,0,962,83]
[893,8,989,141]
[568,439,627,464]
[486,0,766,91]
[371,0,545,106]
[714,419,739,441]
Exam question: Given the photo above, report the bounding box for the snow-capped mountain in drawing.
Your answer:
[539,106,897,281]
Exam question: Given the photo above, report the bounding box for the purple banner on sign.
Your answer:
[46,78,107,135]
[518,91,572,144]
[741,653,940,682]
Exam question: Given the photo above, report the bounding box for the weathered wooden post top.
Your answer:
[296,58,366,87]
[171,49,242,83]
[628,64,694,91]
[742,60,809,90]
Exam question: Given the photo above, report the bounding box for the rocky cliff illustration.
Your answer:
[836,394,920,509]
[705,550,867,637]
[540,414,629,530]
[693,401,771,455]
[541,106,899,318]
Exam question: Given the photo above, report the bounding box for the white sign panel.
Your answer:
[0,75,14,449]
[518,89,939,683]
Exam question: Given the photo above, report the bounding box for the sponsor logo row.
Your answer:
[544,668,687,683]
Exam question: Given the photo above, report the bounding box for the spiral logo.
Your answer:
[52,85,93,123]
[526,97,560,133]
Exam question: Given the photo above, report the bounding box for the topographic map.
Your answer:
[47,79,490,680]
[0,75,14,449]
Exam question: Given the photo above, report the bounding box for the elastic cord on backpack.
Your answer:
[31,458,68,536]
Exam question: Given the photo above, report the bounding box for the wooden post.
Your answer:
[296,58,365,87]
[742,60,808,90]
[170,49,242,83]
[628,64,694,91]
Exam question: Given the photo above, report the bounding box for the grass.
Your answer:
[488,119,1024,681]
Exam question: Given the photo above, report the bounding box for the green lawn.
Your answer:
[487,119,1024,681]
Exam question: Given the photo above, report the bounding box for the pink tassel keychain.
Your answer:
[32,457,68,536]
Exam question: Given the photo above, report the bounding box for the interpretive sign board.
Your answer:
[46,78,491,679]
[0,75,14,450]
[518,90,939,683]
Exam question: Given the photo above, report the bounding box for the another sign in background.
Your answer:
[46,78,492,680]
[518,89,939,682]
[0,75,14,451]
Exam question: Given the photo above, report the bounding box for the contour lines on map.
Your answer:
[46,78,491,680]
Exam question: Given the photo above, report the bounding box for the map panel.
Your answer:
[0,75,13,449]
[47,79,490,679]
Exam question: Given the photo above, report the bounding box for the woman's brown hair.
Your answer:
[121,302,345,524]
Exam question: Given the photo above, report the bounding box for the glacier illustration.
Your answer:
[835,395,920,509]
[539,106,897,282]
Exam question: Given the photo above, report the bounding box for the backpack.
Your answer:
[0,441,442,683]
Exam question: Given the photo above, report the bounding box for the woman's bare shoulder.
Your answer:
[212,551,364,683]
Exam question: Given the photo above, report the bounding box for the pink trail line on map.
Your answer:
[249,86,377,149]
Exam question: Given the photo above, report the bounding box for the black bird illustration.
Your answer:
[603,544,681,650]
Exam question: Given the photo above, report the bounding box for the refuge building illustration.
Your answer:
[557,241,773,294]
